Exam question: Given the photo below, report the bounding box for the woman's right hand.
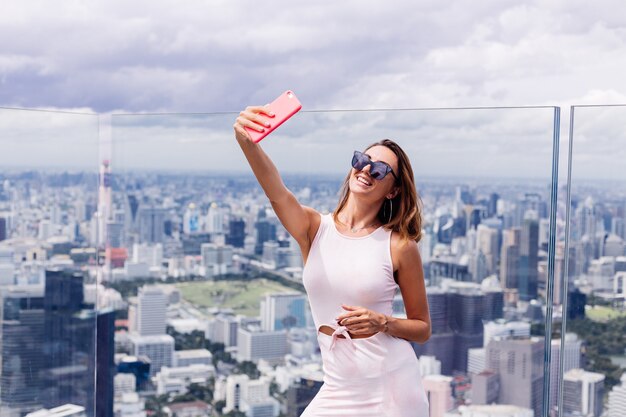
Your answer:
[233,105,275,144]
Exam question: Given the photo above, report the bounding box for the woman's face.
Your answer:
[348,145,399,201]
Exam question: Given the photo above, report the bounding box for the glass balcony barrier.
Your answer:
[0,108,103,417]
[109,106,560,417]
[557,104,626,417]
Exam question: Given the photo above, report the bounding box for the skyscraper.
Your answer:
[500,228,521,291]
[97,160,113,247]
[549,333,582,413]
[38,269,115,417]
[137,204,166,244]
[0,216,7,241]
[96,309,116,417]
[486,336,544,417]
[477,224,499,275]
[449,289,484,373]
[136,286,167,336]
[519,218,539,301]
[255,220,277,256]
[0,286,45,417]
[206,202,224,234]
[123,193,140,245]
[227,217,246,248]
[183,203,200,235]
[42,269,94,414]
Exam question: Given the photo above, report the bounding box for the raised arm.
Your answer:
[233,105,318,249]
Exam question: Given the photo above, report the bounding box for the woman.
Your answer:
[234,105,431,416]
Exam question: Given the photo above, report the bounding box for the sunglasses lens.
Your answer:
[351,151,393,180]
[370,164,387,179]
[352,152,367,170]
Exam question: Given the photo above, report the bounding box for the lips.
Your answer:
[356,175,372,186]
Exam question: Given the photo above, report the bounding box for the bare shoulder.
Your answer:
[390,231,421,273]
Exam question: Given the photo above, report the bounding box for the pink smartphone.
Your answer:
[244,90,302,143]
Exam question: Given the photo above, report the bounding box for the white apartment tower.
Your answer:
[608,374,626,417]
[137,285,167,336]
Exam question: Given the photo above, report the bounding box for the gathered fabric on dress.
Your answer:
[301,213,429,417]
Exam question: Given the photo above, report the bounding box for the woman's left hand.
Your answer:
[335,304,387,335]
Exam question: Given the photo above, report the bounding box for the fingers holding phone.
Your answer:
[234,105,275,144]
[234,91,302,144]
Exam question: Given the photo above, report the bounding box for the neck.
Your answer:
[339,195,381,229]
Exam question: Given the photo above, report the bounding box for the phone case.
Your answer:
[245,90,302,143]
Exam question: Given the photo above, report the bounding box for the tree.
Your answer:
[214,400,226,414]
[235,360,260,379]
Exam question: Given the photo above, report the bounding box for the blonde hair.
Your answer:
[333,139,423,243]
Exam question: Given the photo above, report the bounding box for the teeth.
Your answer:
[357,177,371,186]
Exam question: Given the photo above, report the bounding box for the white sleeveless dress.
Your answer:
[301,213,429,417]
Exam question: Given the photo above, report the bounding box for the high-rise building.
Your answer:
[206,203,223,234]
[563,368,604,417]
[183,203,201,235]
[422,375,454,417]
[500,228,521,291]
[486,336,544,417]
[137,205,166,244]
[97,160,113,247]
[237,327,288,363]
[96,309,116,417]
[449,289,484,373]
[567,289,587,320]
[0,286,45,417]
[123,193,140,245]
[227,218,246,248]
[549,333,581,413]
[518,218,539,301]
[42,270,95,414]
[286,378,323,417]
[488,193,500,218]
[106,221,124,249]
[262,241,279,267]
[483,289,504,321]
[608,374,626,417]
[469,370,499,405]
[136,286,167,336]
[0,216,7,241]
[224,374,280,417]
[38,269,115,417]
[210,314,239,347]
[467,348,486,375]
[477,224,499,275]
[201,243,234,277]
[413,283,502,375]
[255,219,277,255]
[260,293,307,331]
[128,334,175,376]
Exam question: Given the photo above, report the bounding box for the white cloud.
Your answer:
[0,0,624,180]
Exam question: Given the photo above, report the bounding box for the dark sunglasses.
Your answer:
[351,150,398,181]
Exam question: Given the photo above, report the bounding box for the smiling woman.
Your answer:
[233,105,430,416]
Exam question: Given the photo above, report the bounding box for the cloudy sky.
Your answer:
[1,0,625,179]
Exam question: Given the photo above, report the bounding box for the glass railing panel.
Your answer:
[559,105,626,417]
[0,108,102,416]
[111,106,559,417]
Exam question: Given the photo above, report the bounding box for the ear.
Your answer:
[387,187,400,200]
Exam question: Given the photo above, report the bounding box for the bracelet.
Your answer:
[381,315,389,333]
